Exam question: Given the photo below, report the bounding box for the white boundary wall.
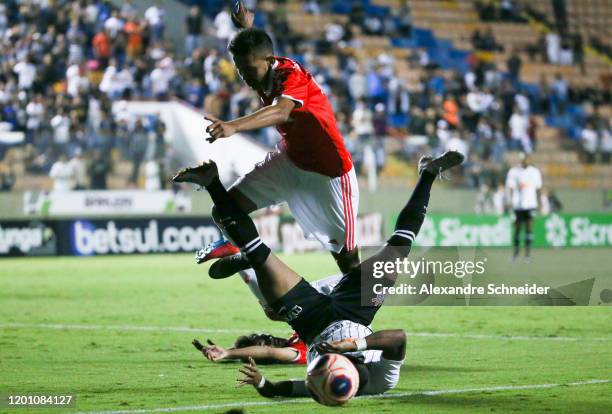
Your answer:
[113,100,269,184]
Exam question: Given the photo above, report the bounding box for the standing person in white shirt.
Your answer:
[144,3,165,42]
[68,150,87,190]
[505,153,543,260]
[509,105,531,153]
[49,154,76,191]
[13,56,36,89]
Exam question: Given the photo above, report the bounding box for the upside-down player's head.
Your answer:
[228,28,274,89]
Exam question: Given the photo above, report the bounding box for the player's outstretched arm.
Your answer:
[316,329,407,361]
[237,357,309,398]
[225,345,298,363]
[193,338,297,363]
[204,99,295,142]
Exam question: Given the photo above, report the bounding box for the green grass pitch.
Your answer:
[1,250,611,413]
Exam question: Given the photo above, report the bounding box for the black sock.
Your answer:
[513,232,520,257]
[525,232,533,256]
[205,178,270,267]
[387,171,435,247]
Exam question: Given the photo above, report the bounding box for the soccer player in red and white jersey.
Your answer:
[200,2,360,275]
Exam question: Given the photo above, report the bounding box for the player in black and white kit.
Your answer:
[172,150,464,398]
[505,153,543,260]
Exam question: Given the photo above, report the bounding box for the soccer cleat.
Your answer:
[208,253,251,279]
[195,239,240,264]
[418,156,433,175]
[172,160,218,187]
[419,150,465,176]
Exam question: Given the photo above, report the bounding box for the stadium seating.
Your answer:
[1,0,610,191]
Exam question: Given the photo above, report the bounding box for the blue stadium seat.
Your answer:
[389,114,408,128]
[412,28,436,48]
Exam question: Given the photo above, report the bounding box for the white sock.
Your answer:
[239,268,265,302]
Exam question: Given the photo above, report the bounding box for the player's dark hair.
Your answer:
[227,28,274,57]
[234,333,289,349]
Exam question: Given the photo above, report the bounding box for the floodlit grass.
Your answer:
[1,250,611,413]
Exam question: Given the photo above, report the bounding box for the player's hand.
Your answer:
[231,0,254,29]
[236,357,262,387]
[204,115,237,143]
[203,344,229,361]
[315,338,358,354]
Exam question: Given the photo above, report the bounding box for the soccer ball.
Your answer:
[305,353,360,406]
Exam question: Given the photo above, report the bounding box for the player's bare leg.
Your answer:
[174,161,302,303]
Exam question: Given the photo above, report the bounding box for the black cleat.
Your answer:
[418,150,465,176]
[208,253,251,279]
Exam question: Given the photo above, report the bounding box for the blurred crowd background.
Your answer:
[0,0,610,198]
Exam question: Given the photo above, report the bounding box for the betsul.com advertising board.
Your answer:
[68,219,221,255]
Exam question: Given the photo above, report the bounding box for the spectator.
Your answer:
[213,7,236,44]
[104,10,124,39]
[25,94,45,143]
[397,3,412,37]
[387,74,410,115]
[185,6,203,56]
[49,154,76,191]
[124,16,144,60]
[92,29,112,67]
[351,100,374,141]
[325,20,345,44]
[506,49,522,83]
[550,73,568,115]
[13,55,37,90]
[475,184,493,213]
[128,119,149,185]
[144,2,166,42]
[572,33,585,74]
[348,67,368,102]
[304,0,321,15]
[144,159,162,190]
[69,150,87,189]
[0,162,16,191]
[580,121,598,163]
[559,36,574,65]
[66,63,90,98]
[509,105,531,152]
[50,109,71,153]
[492,184,506,215]
[149,58,175,100]
[546,30,561,64]
[88,150,112,190]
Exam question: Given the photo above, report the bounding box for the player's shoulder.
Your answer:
[272,56,310,78]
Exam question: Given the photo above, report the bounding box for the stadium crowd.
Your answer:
[0,0,610,192]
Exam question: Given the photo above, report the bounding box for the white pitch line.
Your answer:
[405,331,612,342]
[0,323,269,335]
[1,322,610,342]
[0,323,612,342]
[69,379,611,414]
